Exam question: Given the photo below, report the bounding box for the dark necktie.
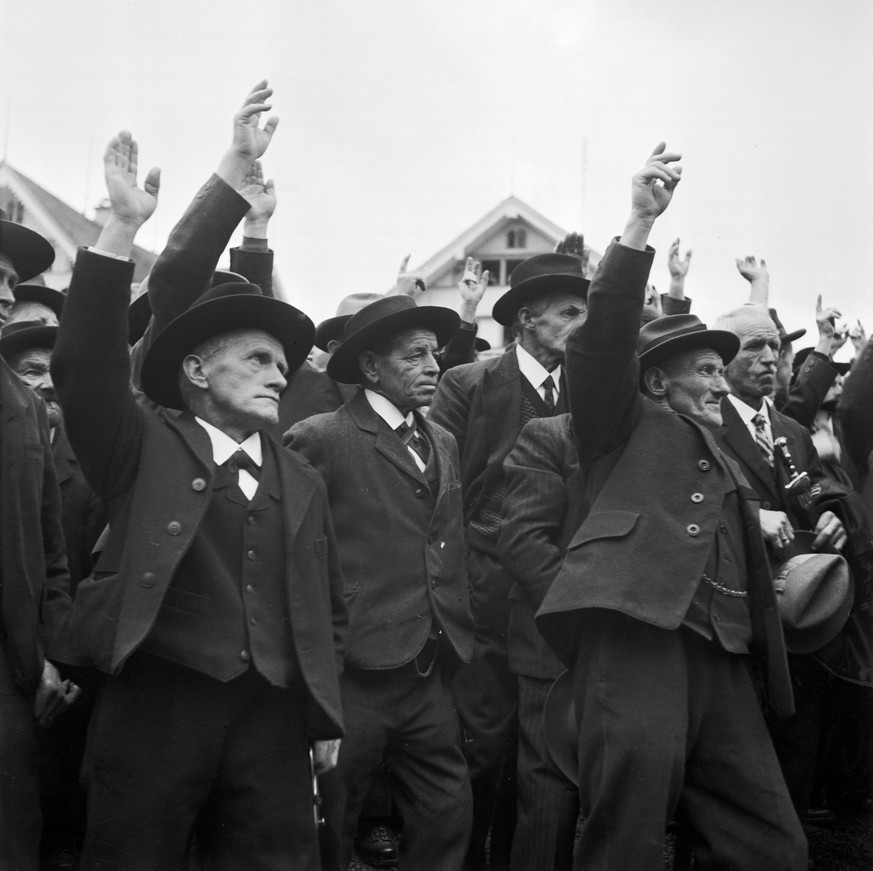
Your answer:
[752,413,774,468]
[226,449,261,481]
[396,419,430,467]
[542,374,557,415]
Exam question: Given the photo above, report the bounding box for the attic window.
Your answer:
[507,228,527,249]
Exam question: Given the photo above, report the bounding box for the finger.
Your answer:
[262,116,280,139]
[264,178,275,196]
[129,139,139,178]
[144,167,161,198]
[760,258,766,268]
[398,254,411,274]
[464,256,474,274]
[472,260,482,281]
[648,141,667,158]
[481,270,490,287]
[669,238,679,254]
[816,294,823,315]
[684,250,692,263]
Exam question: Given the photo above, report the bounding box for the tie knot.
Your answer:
[752,413,767,431]
[543,374,556,390]
[227,449,259,478]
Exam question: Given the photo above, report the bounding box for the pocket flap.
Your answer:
[567,510,640,550]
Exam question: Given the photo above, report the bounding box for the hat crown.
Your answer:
[1,319,48,338]
[509,253,585,288]
[637,315,709,355]
[335,292,383,318]
[191,281,263,307]
[343,295,421,342]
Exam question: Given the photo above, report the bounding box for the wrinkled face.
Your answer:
[658,348,731,430]
[520,293,587,366]
[364,328,440,413]
[9,347,61,428]
[7,300,58,327]
[193,329,288,436]
[724,314,780,405]
[0,254,19,326]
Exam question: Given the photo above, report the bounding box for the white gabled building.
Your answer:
[412,195,599,351]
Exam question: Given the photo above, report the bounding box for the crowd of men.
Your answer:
[0,81,870,871]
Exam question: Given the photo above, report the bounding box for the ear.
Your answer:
[517,306,535,333]
[358,350,380,387]
[642,365,668,397]
[326,338,342,356]
[181,354,209,391]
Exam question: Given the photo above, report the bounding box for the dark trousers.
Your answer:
[510,675,579,871]
[0,645,41,871]
[571,613,807,871]
[453,547,518,869]
[80,654,319,871]
[320,658,472,871]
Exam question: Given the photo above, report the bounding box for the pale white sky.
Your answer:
[1,0,871,350]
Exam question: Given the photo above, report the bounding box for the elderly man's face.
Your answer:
[9,347,61,428]
[194,329,288,438]
[724,314,781,406]
[520,292,587,367]
[7,300,58,327]
[365,328,440,414]
[657,348,730,429]
[0,254,19,326]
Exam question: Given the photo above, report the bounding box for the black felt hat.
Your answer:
[13,282,65,320]
[637,314,739,371]
[0,209,55,282]
[327,295,459,384]
[491,253,590,327]
[140,282,314,410]
[314,292,384,351]
[0,319,57,360]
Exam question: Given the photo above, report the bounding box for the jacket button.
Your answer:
[191,478,207,491]
[245,584,255,593]
[166,521,182,535]
[247,515,256,526]
[431,579,438,590]
[762,501,771,510]
[686,524,700,537]
[249,616,257,626]
[698,460,711,471]
[239,650,250,662]
[247,549,256,561]
[690,493,704,503]
[415,488,425,499]
[141,572,156,588]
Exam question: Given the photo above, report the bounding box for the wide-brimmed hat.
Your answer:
[314,292,383,351]
[792,346,851,376]
[13,282,65,320]
[771,531,853,654]
[140,282,314,410]
[492,253,590,327]
[0,209,55,283]
[127,269,248,346]
[637,314,740,371]
[542,670,578,785]
[327,295,459,384]
[0,319,57,360]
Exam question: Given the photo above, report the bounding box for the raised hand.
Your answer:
[668,238,692,279]
[630,142,682,222]
[815,295,846,358]
[391,254,427,297]
[239,160,277,235]
[103,130,160,229]
[849,319,867,355]
[457,257,489,322]
[735,255,769,285]
[231,80,279,164]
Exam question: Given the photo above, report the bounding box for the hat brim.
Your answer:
[314,314,352,352]
[0,221,55,283]
[492,274,590,327]
[141,295,314,410]
[327,306,460,384]
[128,292,151,345]
[0,325,57,361]
[639,329,740,372]
[783,328,806,344]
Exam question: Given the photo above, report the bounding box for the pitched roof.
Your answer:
[0,160,156,282]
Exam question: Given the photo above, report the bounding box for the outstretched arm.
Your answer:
[440,257,489,370]
[736,255,769,305]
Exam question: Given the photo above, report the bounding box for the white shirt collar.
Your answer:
[194,417,263,467]
[364,389,414,430]
[515,344,561,392]
[726,393,772,426]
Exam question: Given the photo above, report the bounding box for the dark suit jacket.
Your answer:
[286,390,474,670]
[536,241,794,718]
[52,249,345,739]
[278,362,355,434]
[52,421,105,595]
[429,347,526,550]
[0,357,70,690]
[779,351,837,431]
[500,414,587,679]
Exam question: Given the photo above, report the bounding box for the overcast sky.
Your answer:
[1,0,870,351]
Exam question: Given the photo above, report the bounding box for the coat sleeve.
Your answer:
[565,240,654,463]
[229,243,274,298]
[52,249,144,503]
[779,351,837,430]
[428,365,473,459]
[499,419,573,607]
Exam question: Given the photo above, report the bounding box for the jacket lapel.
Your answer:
[483,350,522,458]
[719,398,778,502]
